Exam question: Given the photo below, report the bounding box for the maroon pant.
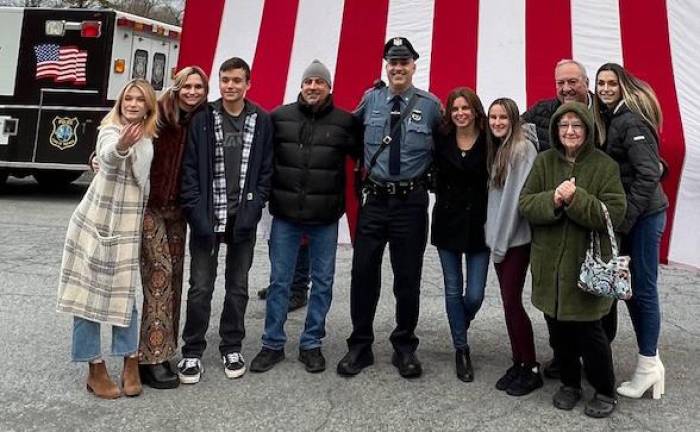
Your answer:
[494,244,537,366]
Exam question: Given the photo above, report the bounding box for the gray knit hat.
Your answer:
[301,59,332,87]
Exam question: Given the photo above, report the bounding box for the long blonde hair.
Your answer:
[101,79,158,138]
[158,66,209,128]
[486,98,525,188]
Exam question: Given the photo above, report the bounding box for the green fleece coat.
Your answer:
[519,102,626,321]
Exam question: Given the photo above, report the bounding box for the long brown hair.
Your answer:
[440,87,487,135]
[158,66,209,128]
[101,79,158,138]
[596,62,662,132]
[486,98,525,188]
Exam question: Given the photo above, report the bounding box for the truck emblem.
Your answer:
[50,117,79,150]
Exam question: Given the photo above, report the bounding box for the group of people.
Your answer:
[55,36,667,419]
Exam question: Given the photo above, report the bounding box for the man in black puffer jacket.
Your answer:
[250,60,361,374]
[522,59,601,151]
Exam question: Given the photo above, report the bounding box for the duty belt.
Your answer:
[365,176,426,196]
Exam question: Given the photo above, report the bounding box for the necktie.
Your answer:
[389,95,402,176]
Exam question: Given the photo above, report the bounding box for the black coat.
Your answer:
[430,132,489,253]
[270,95,361,224]
[603,102,668,233]
[180,100,274,242]
[522,98,560,152]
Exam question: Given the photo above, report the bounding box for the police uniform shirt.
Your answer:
[355,85,442,182]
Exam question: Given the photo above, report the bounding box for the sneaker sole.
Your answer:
[178,373,201,384]
[224,366,246,379]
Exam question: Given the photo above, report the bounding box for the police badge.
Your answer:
[50,116,79,150]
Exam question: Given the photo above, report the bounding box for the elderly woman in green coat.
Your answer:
[519,102,626,418]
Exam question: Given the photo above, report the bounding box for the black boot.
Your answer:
[456,349,474,382]
[139,362,179,389]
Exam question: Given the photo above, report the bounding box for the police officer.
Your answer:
[337,37,442,379]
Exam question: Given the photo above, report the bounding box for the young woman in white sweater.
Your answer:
[485,98,541,396]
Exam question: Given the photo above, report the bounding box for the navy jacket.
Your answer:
[180,99,273,242]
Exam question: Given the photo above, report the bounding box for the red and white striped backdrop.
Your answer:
[178,0,700,270]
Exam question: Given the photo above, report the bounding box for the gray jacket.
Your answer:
[485,124,538,263]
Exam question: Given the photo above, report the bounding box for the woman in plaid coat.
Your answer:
[57,79,157,399]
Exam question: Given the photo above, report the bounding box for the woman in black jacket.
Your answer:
[431,87,489,382]
[596,63,668,399]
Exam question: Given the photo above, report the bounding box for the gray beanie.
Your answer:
[301,59,332,87]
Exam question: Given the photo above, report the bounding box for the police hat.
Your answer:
[383,37,419,60]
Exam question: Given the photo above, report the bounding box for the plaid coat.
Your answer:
[57,125,153,327]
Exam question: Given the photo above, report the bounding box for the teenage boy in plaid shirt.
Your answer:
[178,57,273,383]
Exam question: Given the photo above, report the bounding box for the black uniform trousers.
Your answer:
[348,186,429,354]
[544,314,616,397]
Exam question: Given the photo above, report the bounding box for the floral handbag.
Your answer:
[578,202,632,300]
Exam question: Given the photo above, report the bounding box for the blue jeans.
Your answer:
[72,304,139,362]
[437,248,490,350]
[262,217,338,351]
[624,210,666,356]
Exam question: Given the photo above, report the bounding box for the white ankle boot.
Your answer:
[617,353,664,399]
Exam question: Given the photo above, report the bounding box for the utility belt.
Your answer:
[362,175,427,199]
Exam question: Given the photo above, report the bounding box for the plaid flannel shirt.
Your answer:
[211,108,258,233]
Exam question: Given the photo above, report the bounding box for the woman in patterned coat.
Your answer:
[137,66,208,389]
[57,79,157,399]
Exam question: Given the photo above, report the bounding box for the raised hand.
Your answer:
[117,123,144,153]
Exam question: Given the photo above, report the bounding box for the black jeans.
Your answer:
[347,187,428,354]
[181,229,256,358]
[545,314,616,397]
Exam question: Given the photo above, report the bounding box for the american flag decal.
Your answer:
[33,44,88,85]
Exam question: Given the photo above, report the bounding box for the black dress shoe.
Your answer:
[139,362,180,389]
[299,347,325,373]
[391,351,422,378]
[336,348,374,377]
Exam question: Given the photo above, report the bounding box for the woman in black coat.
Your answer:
[431,87,489,382]
[596,63,668,400]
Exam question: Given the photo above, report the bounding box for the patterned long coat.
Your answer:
[57,125,153,327]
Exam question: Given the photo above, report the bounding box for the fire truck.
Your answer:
[0,7,181,188]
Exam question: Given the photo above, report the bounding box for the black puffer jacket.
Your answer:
[270,94,360,224]
[522,98,560,152]
[430,132,489,253]
[603,102,668,234]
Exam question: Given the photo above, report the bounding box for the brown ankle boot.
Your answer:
[87,361,121,399]
[122,356,142,397]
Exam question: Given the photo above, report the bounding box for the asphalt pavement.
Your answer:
[1,176,698,432]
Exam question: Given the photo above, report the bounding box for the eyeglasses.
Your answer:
[558,122,584,132]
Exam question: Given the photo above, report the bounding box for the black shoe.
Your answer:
[177,357,203,384]
[391,351,422,379]
[299,347,326,373]
[506,364,543,396]
[455,349,474,382]
[288,293,308,312]
[543,357,561,379]
[495,364,521,391]
[584,393,617,418]
[257,287,268,300]
[139,362,180,389]
[222,352,246,379]
[336,348,374,377]
[249,348,285,373]
[552,386,583,410]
